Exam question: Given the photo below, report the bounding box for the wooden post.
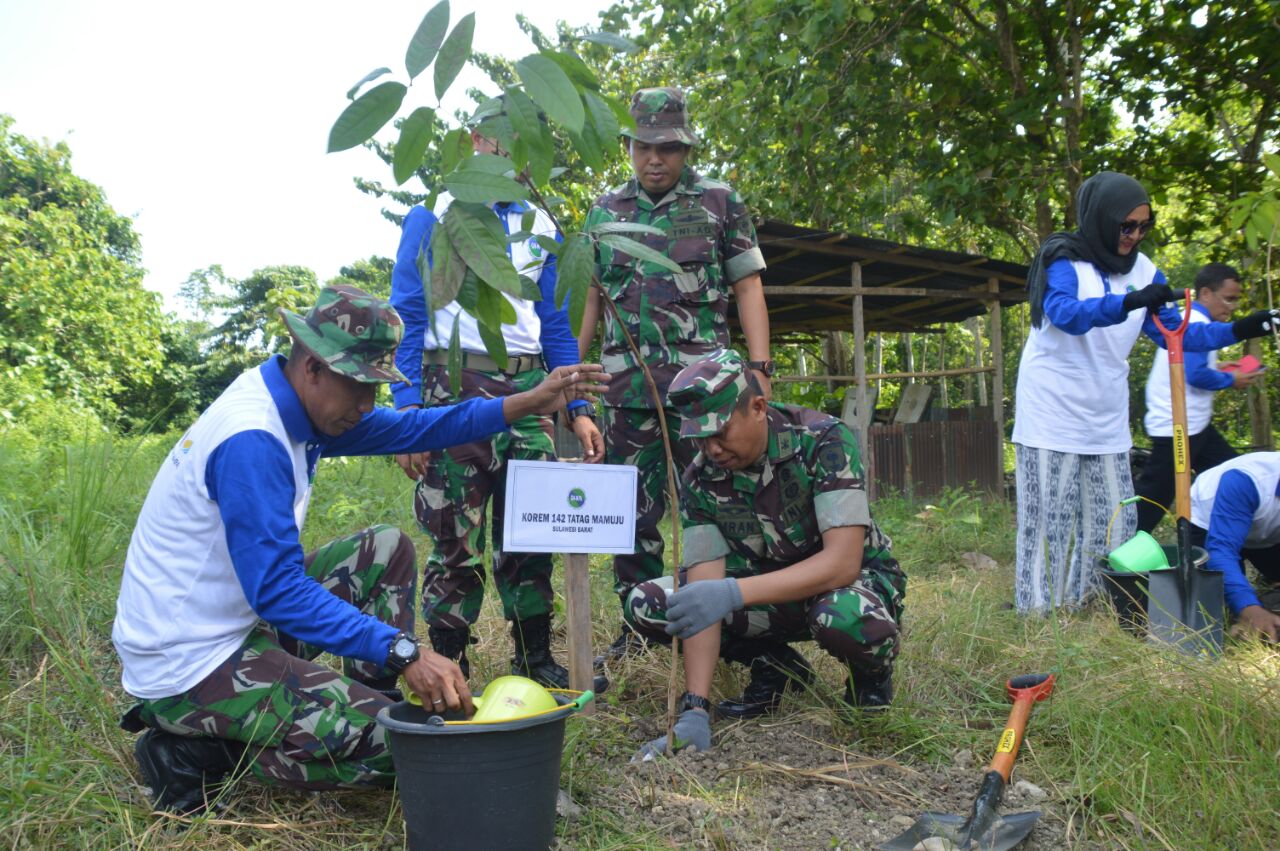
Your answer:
[555,413,595,713]
[852,262,873,499]
[1246,338,1275,450]
[903,332,915,383]
[563,552,595,714]
[988,278,1005,487]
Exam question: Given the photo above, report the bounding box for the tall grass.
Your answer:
[0,440,1277,849]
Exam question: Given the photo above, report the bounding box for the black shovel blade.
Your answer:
[878,809,1042,851]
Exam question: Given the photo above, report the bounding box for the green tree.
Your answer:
[0,115,168,431]
[326,255,394,298]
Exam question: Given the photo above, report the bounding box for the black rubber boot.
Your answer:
[133,729,245,815]
[716,641,814,719]
[842,664,894,712]
[512,614,610,694]
[592,622,651,669]
[428,625,471,680]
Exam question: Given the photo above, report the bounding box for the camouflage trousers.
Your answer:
[624,555,907,670]
[416,364,556,628]
[601,405,698,601]
[132,525,415,790]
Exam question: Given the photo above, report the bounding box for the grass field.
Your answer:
[1,432,1277,849]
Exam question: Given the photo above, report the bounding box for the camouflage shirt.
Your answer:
[586,167,766,408]
[680,403,892,571]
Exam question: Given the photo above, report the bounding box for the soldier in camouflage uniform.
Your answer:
[630,351,906,759]
[391,109,604,691]
[113,285,608,813]
[578,87,774,661]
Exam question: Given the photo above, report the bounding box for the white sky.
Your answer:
[0,0,614,312]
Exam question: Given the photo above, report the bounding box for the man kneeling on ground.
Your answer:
[112,285,607,813]
[629,350,906,759]
[1189,451,1280,641]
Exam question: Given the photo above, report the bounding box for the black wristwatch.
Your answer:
[677,691,712,713]
[566,403,597,421]
[385,631,420,674]
[747,359,776,377]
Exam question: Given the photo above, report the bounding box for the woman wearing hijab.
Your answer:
[1012,171,1279,613]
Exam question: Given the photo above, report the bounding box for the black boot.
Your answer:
[716,642,814,719]
[428,625,471,680]
[512,614,610,694]
[842,664,894,712]
[592,622,652,668]
[134,729,244,815]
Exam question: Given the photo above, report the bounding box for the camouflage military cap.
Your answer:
[669,350,753,438]
[620,87,699,146]
[279,285,410,384]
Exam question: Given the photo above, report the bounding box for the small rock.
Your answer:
[1013,780,1047,800]
[960,552,999,571]
[556,789,582,821]
[652,805,664,815]
[952,748,974,769]
[890,815,917,830]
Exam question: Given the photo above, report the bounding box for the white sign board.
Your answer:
[502,460,637,554]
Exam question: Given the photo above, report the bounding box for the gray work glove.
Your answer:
[1233,308,1280,340]
[1121,283,1176,312]
[632,708,712,762]
[664,577,743,640]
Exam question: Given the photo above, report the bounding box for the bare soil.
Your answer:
[567,710,1096,851]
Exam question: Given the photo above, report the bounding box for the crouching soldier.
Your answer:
[630,350,906,758]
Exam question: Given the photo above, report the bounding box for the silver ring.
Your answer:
[432,699,444,705]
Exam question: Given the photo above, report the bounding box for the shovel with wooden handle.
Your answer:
[879,674,1055,851]
[1146,290,1225,655]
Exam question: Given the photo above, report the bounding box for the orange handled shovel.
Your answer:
[1148,291,1225,655]
[880,673,1056,851]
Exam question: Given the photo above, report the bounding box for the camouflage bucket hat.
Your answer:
[279,285,410,384]
[669,350,753,438]
[620,87,699,146]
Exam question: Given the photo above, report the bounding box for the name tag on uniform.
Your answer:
[670,208,714,240]
[503,460,637,553]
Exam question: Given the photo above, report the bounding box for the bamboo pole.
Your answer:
[852,263,872,499]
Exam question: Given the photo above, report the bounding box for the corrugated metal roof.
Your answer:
[738,219,1030,334]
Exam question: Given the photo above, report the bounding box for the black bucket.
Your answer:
[1099,544,1208,637]
[377,696,583,851]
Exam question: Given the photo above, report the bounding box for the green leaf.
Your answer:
[429,224,466,309]
[542,50,599,91]
[534,234,562,256]
[455,267,480,313]
[518,275,542,301]
[589,220,665,237]
[606,95,636,136]
[393,108,435,185]
[405,0,450,81]
[549,166,569,179]
[444,203,524,296]
[505,87,554,186]
[434,12,474,101]
[447,317,463,395]
[443,169,529,203]
[584,90,621,144]
[327,82,407,153]
[598,233,683,274]
[474,308,509,369]
[440,127,474,176]
[1263,153,1280,178]
[471,96,506,124]
[515,54,585,133]
[579,31,640,54]
[415,239,435,338]
[555,233,593,334]
[521,209,537,232]
[505,230,532,244]
[347,67,393,101]
[569,119,605,172]
[460,153,519,176]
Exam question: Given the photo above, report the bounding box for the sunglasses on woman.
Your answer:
[1120,218,1154,237]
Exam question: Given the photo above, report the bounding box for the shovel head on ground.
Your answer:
[878,801,1040,850]
[1147,518,1225,656]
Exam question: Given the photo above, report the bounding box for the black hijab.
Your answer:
[1027,171,1154,328]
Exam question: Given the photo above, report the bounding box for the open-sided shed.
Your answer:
[738,219,1030,498]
